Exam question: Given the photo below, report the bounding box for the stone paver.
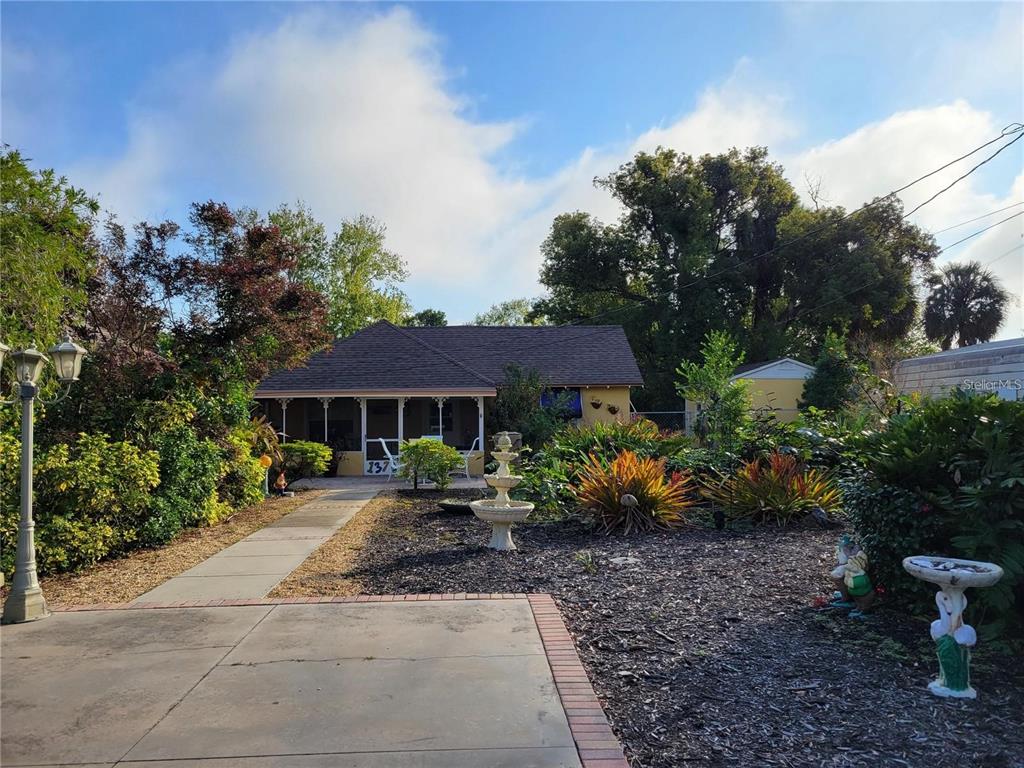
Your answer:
[137,487,379,603]
[0,600,581,768]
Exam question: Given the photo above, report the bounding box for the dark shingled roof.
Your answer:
[257,321,644,394]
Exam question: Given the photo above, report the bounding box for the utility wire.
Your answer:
[931,201,1023,235]
[903,132,1024,219]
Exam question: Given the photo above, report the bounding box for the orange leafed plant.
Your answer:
[701,451,841,526]
[574,450,693,534]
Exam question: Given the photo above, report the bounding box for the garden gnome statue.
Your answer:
[274,471,288,496]
[830,535,874,616]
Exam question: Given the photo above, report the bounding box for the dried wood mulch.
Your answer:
[279,489,1024,768]
[2,490,327,606]
[267,491,395,598]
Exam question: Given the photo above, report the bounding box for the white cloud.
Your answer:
[51,7,1022,335]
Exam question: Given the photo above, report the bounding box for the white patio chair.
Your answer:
[378,438,402,481]
[458,437,481,479]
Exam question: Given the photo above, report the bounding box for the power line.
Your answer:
[903,132,1024,219]
[931,201,1024,235]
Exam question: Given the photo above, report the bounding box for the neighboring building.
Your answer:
[894,337,1024,401]
[684,357,814,427]
[255,321,644,476]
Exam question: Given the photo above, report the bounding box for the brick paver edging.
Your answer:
[50,592,629,767]
[527,593,629,768]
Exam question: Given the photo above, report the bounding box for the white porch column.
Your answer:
[277,398,292,443]
[476,396,485,452]
[397,397,406,445]
[319,397,333,443]
[358,398,367,471]
[433,396,448,441]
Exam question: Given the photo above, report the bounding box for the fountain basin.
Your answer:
[470,500,533,550]
[902,556,1004,589]
[483,474,523,491]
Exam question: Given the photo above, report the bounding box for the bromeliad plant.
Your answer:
[574,450,693,534]
[702,451,840,526]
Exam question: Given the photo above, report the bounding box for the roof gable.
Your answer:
[731,357,814,381]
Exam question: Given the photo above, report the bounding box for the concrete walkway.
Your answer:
[138,486,380,603]
[137,477,486,603]
[1,600,583,767]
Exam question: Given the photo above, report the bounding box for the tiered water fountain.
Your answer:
[470,432,533,550]
[902,555,1004,699]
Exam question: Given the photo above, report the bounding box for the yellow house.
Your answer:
[684,357,814,427]
[255,321,643,476]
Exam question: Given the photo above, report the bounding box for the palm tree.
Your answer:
[924,261,1012,350]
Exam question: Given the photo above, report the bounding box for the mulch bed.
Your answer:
[296,490,1024,768]
[1,490,327,606]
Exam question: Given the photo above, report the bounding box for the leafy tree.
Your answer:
[406,308,447,327]
[800,331,858,411]
[488,364,571,448]
[266,207,411,338]
[924,261,1012,349]
[535,146,938,408]
[474,298,543,326]
[323,215,410,337]
[676,331,751,451]
[170,202,332,384]
[0,150,99,353]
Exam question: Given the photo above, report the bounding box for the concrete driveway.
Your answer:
[0,599,583,767]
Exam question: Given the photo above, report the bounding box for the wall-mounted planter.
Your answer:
[590,399,603,409]
[607,404,620,415]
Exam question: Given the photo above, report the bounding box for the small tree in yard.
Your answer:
[398,440,463,491]
[676,331,751,451]
[800,330,858,412]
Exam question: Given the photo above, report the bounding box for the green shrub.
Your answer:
[574,450,693,533]
[141,425,226,545]
[217,425,265,510]
[280,440,332,479]
[850,390,1024,641]
[701,452,841,526]
[842,480,940,605]
[398,439,463,491]
[489,364,575,448]
[0,433,23,576]
[24,433,161,573]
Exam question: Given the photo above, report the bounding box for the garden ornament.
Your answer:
[903,556,1003,699]
[830,535,875,616]
[470,432,534,550]
[274,471,288,495]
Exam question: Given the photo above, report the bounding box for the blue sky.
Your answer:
[3,2,1022,333]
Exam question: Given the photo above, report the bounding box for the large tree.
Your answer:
[0,150,99,353]
[270,206,411,338]
[923,261,1012,350]
[535,146,938,408]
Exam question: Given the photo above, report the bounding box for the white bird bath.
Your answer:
[470,432,533,551]
[902,555,1004,699]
